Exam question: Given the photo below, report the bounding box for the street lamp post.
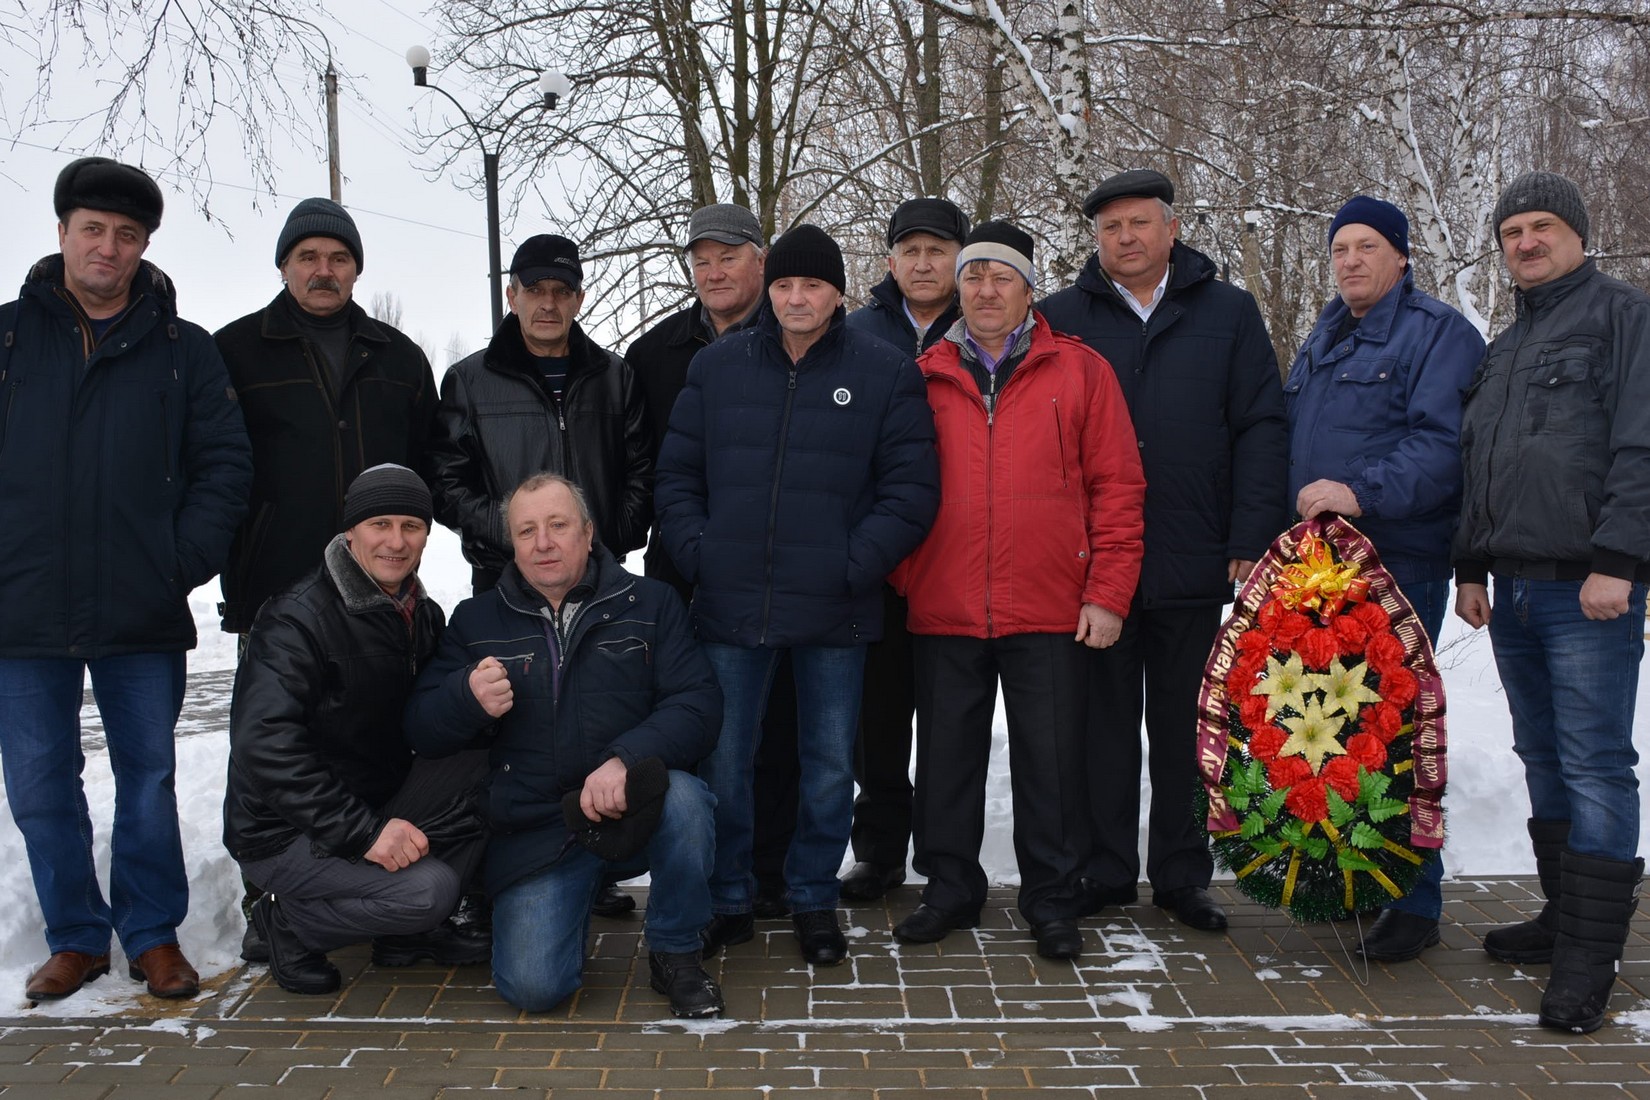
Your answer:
[407,46,573,331]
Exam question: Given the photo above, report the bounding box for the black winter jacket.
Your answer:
[214,292,438,632]
[404,549,721,896]
[431,317,651,584]
[845,273,960,360]
[223,535,443,863]
[1454,260,1650,583]
[1038,243,1289,608]
[655,308,941,647]
[0,256,251,658]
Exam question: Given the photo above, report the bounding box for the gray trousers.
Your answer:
[240,751,490,953]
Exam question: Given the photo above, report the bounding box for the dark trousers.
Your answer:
[850,585,915,867]
[911,632,1089,925]
[239,750,491,952]
[1086,604,1222,895]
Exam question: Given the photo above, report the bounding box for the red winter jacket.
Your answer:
[893,312,1146,636]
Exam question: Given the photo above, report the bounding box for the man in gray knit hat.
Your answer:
[1453,170,1649,1034]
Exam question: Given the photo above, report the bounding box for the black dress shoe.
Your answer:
[592,882,637,918]
[752,885,790,920]
[252,894,341,995]
[371,919,492,967]
[893,903,979,944]
[1356,909,1440,962]
[700,912,755,958]
[648,950,724,1018]
[1153,886,1229,932]
[1032,918,1083,960]
[839,861,907,902]
[451,892,493,935]
[793,909,847,966]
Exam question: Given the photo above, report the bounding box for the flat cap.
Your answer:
[1081,169,1174,220]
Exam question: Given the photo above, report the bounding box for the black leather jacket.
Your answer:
[430,317,652,585]
[223,535,444,864]
[1455,260,1650,583]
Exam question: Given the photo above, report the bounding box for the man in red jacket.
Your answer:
[891,221,1146,961]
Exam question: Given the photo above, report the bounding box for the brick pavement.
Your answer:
[1,880,1646,1098]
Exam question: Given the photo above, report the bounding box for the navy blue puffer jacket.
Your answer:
[654,308,940,647]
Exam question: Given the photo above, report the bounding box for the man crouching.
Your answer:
[406,473,723,1018]
[224,464,491,995]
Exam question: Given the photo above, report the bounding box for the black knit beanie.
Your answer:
[764,224,846,292]
[956,220,1036,287]
[277,197,365,272]
[1493,172,1589,248]
[342,464,432,530]
[54,157,164,234]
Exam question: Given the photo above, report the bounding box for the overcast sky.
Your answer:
[0,3,616,368]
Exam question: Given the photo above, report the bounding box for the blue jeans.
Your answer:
[1490,577,1646,861]
[701,643,865,914]
[490,771,713,1012]
[1385,575,1450,919]
[0,653,188,958]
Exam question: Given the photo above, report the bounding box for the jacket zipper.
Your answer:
[158,389,175,482]
[758,366,800,645]
[1052,397,1067,488]
[0,378,16,454]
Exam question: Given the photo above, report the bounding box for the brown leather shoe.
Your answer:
[127,944,200,999]
[25,951,111,1000]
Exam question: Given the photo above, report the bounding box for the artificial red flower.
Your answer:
[1240,693,1272,733]
[1267,755,1313,791]
[1299,627,1338,669]
[1347,732,1387,770]
[1285,777,1329,822]
[1351,601,1391,634]
[1236,629,1273,658]
[1332,613,1371,656]
[1229,668,1259,699]
[1259,600,1313,645]
[1365,631,1407,675]
[1249,723,1286,761]
[1380,666,1419,708]
[1321,756,1361,801]
[1365,701,1403,743]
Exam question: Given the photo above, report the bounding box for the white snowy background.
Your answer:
[0,528,1644,1017]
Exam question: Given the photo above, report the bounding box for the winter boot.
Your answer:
[1537,850,1643,1034]
[1484,818,1569,964]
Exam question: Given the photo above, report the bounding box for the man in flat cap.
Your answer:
[1041,168,1288,933]
[432,234,650,596]
[625,204,798,922]
[1454,171,1649,1034]
[836,197,969,904]
[0,157,252,1001]
[226,465,490,996]
[656,224,940,969]
[892,220,1144,961]
[1284,195,1483,962]
[215,197,438,644]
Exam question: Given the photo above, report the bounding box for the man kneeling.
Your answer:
[406,474,723,1018]
[224,465,491,994]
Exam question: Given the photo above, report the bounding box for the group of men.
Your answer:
[0,153,1642,1034]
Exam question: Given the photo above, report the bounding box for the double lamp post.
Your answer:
[407,46,573,332]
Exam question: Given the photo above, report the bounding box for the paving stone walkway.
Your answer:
[1,880,1646,1098]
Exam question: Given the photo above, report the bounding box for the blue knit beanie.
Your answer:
[1328,196,1409,257]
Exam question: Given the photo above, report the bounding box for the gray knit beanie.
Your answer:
[342,464,432,530]
[1493,172,1589,248]
[276,197,365,271]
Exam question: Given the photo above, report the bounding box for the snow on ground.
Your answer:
[1,522,1645,1015]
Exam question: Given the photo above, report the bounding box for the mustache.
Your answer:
[306,276,343,293]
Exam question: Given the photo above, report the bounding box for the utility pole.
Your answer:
[325,60,342,202]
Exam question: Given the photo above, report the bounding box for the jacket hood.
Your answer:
[324,532,428,613]
[1071,239,1218,300]
[24,252,179,316]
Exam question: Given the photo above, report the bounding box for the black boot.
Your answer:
[371,919,492,967]
[251,894,340,995]
[1538,850,1643,1034]
[648,950,724,1018]
[1484,818,1569,964]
